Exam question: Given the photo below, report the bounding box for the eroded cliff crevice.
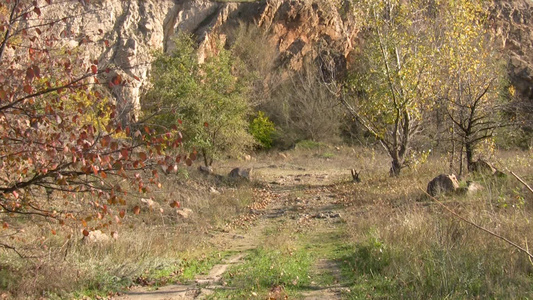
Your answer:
[47,0,531,117]
[489,0,533,103]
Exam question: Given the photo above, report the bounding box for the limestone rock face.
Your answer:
[256,0,357,70]
[41,0,532,116]
[489,0,533,103]
[40,0,178,121]
[41,0,356,118]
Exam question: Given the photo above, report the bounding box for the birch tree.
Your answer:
[433,0,507,174]
[345,0,434,176]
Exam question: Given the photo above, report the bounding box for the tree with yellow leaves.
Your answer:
[345,0,434,176]
[344,0,507,176]
[432,0,507,174]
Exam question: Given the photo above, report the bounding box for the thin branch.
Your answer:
[0,242,26,258]
[509,171,533,195]
[0,0,19,61]
[0,74,93,112]
[0,202,56,218]
[420,188,533,260]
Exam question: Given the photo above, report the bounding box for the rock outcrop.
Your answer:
[427,174,460,197]
[489,0,533,104]
[35,0,532,117]
[39,0,355,121]
[228,167,254,181]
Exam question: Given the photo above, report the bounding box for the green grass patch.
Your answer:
[295,139,326,150]
[338,229,533,299]
[146,251,233,286]
[179,252,229,281]
[336,236,398,299]
[74,272,132,299]
[319,152,335,159]
[72,251,228,298]
[210,247,313,298]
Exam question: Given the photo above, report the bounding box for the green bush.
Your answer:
[143,34,254,166]
[249,111,276,149]
[295,140,325,150]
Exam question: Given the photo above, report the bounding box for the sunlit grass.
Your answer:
[339,149,533,298]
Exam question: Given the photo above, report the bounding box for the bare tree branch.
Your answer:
[420,188,533,260]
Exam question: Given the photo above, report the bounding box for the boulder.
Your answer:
[82,230,111,244]
[427,174,460,197]
[198,165,213,175]
[176,208,194,219]
[466,181,484,195]
[469,159,496,174]
[228,167,253,181]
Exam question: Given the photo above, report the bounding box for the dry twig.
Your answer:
[509,171,533,195]
[420,188,533,261]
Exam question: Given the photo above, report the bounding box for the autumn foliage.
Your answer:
[0,0,186,254]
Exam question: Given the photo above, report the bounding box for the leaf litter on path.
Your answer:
[115,166,353,299]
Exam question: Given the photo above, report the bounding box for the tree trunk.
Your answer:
[389,159,402,177]
[449,124,455,173]
[202,148,210,167]
[465,141,474,172]
[459,143,464,176]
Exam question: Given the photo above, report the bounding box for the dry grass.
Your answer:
[339,149,533,298]
[1,147,532,298]
[0,167,256,299]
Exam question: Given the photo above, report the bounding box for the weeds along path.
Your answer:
[117,163,354,299]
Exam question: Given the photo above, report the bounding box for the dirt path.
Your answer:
[116,164,352,299]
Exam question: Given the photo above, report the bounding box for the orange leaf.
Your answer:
[101,135,111,147]
[2,222,8,229]
[26,68,35,80]
[82,229,89,236]
[112,75,122,85]
[119,209,125,218]
[120,148,129,160]
[190,151,197,161]
[33,65,40,78]
[23,85,32,94]
[132,206,140,215]
[0,89,7,101]
[139,152,147,161]
[170,201,180,208]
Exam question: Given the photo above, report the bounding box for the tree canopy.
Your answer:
[0,0,182,255]
[143,34,254,167]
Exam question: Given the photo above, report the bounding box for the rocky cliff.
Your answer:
[44,0,355,119]
[45,0,532,115]
[489,0,533,105]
